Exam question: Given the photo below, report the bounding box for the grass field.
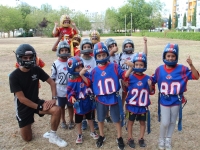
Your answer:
[0,36,200,150]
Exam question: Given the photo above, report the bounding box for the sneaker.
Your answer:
[49,132,67,147]
[43,131,50,138]
[60,122,67,129]
[116,137,125,150]
[96,136,106,148]
[139,138,146,147]
[105,116,113,123]
[127,138,135,148]
[82,119,88,130]
[76,134,83,144]
[165,138,172,150]
[93,120,99,130]
[90,131,99,140]
[158,138,165,150]
[68,121,75,129]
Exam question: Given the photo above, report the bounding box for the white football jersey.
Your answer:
[51,59,71,97]
[119,52,136,70]
[109,53,120,64]
[81,56,96,73]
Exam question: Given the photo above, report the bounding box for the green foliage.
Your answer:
[183,13,186,26]
[192,5,196,26]
[100,33,131,37]
[132,31,200,41]
[168,14,171,29]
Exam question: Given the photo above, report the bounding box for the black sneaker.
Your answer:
[127,138,135,148]
[96,136,106,148]
[116,137,125,150]
[105,116,113,123]
[139,138,146,147]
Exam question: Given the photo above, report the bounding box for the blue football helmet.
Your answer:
[80,38,93,54]
[57,41,71,58]
[105,38,117,48]
[67,56,84,75]
[163,43,179,66]
[93,42,110,64]
[15,44,36,69]
[132,52,147,73]
[122,39,134,53]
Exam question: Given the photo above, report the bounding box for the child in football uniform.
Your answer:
[125,52,155,148]
[52,14,79,53]
[51,41,75,129]
[79,38,99,130]
[66,56,99,144]
[151,43,199,150]
[79,42,134,150]
[119,37,147,107]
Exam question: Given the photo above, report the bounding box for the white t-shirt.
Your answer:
[109,53,120,64]
[81,56,96,73]
[119,52,136,70]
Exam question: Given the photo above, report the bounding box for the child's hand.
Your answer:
[71,22,76,27]
[71,97,76,104]
[186,55,193,66]
[148,79,152,87]
[124,60,134,68]
[79,67,89,76]
[54,22,58,26]
[143,37,147,43]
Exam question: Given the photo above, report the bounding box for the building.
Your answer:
[172,0,200,28]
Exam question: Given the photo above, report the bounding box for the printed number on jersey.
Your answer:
[58,72,71,85]
[98,78,116,95]
[128,89,148,106]
[160,82,180,95]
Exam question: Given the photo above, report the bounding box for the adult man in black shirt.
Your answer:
[9,44,67,147]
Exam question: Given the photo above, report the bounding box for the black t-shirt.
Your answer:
[9,66,49,118]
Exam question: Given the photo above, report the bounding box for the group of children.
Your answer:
[15,14,199,150]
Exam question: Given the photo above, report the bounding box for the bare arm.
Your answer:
[79,68,89,85]
[71,22,79,34]
[187,56,199,79]
[52,22,58,35]
[124,61,134,77]
[143,37,147,56]
[52,33,63,51]
[46,77,57,98]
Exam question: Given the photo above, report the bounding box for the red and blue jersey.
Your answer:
[151,64,197,106]
[126,73,154,114]
[66,73,94,115]
[90,62,126,105]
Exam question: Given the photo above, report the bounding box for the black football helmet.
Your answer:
[15,44,36,69]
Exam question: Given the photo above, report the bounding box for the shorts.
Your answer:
[75,111,93,123]
[96,101,120,123]
[57,97,73,107]
[17,99,45,128]
[128,112,146,122]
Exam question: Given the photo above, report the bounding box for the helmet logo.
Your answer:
[165,47,176,52]
[25,51,33,55]
[135,56,145,61]
[67,60,73,68]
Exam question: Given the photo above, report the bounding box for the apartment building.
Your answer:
[172,0,200,28]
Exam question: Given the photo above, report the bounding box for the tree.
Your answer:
[175,13,178,28]
[0,5,23,37]
[168,14,171,29]
[41,3,52,13]
[183,13,186,26]
[192,5,196,26]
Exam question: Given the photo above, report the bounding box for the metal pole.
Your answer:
[131,13,132,36]
[125,15,126,36]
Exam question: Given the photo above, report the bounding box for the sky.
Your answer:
[0,0,172,16]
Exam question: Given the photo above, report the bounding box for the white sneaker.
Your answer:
[43,131,50,138]
[49,132,67,147]
[90,131,99,140]
[158,138,165,150]
[76,134,83,144]
[165,138,172,150]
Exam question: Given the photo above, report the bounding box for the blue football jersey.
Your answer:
[90,63,125,105]
[126,73,154,114]
[66,73,94,115]
[151,64,196,106]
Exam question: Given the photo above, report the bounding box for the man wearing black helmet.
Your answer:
[9,44,67,147]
